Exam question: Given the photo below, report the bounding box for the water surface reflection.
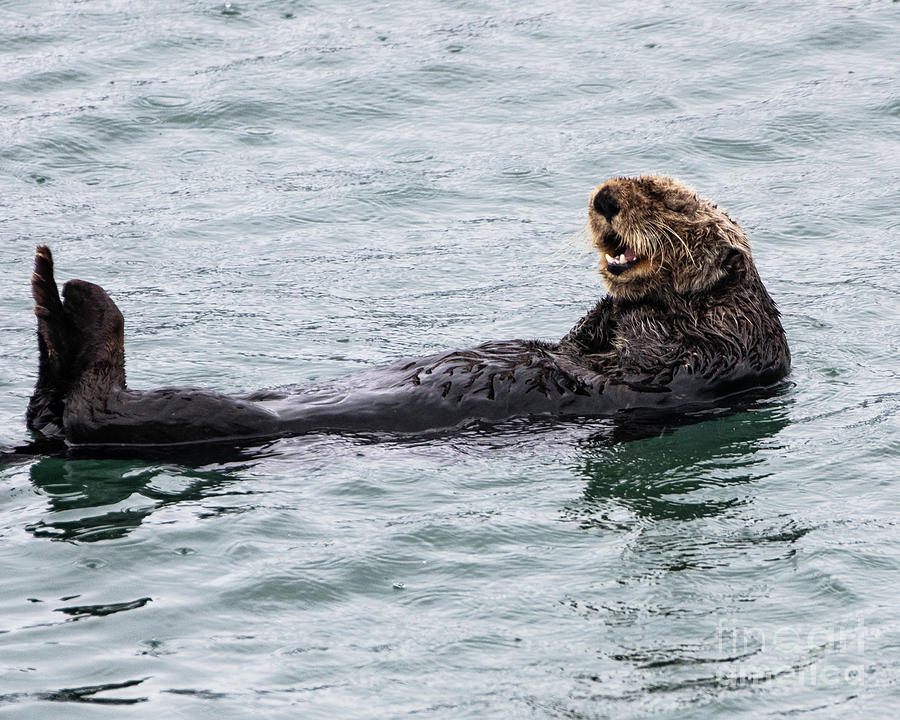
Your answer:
[26,455,259,542]
[571,399,791,522]
[558,399,824,708]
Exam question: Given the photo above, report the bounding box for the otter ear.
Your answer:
[722,247,744,274]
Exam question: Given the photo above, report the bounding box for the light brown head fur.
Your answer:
[588,175,751,301]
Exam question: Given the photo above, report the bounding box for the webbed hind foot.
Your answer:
[27,246,73,434]
[60,278,126,390]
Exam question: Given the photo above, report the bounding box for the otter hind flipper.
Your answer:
[31,245,67,366]
[60,278,126,391]
[32,245,63,320]
[27,245,72,435]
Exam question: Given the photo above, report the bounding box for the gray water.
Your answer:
[1,1,899,717]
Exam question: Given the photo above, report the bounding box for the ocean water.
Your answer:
[1,0,899,717]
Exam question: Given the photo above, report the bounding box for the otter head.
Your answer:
[588,175,751,301]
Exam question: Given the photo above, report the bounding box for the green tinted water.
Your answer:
[1,1,899,717]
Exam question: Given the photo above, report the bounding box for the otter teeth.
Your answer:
[605,253,631,266]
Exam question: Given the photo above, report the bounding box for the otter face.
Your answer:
[588,175,751,301]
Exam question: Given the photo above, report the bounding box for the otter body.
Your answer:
[25,176,790,448]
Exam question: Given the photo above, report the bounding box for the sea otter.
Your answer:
[25,176,790,448]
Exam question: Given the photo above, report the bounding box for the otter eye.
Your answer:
[592,189,619,222]
[662,192,698,213]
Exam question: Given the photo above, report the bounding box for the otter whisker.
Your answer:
[650,220,696,267]
[626,229,654,261]
[642,227,665,271]
[570,223,596,255]
[635,228,656,270]
[549,224,596,272]
[647,227,666,271]
[651,228,669,268]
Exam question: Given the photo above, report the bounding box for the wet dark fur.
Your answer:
[24,176,790,448]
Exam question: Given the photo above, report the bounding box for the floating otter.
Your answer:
[25,176,790,448]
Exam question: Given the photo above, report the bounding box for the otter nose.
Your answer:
[592,188,619,222]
